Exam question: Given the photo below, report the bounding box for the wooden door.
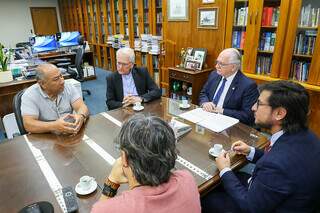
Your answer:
[30,7,59,35]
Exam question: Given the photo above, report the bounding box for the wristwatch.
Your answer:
[79,113,87,121]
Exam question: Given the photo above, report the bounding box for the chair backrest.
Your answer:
[12,89,27,135]
[74,47,84,79]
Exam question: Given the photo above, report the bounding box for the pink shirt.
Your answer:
[91,170,201,213]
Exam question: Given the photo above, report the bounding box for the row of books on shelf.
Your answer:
[299,4,320,27]
[134,34,162,54]
[261,7,279,27]
[107,34,130,48]
[232,31,246,49]
[259,32,276,52]
[290,60,310,82]
[294,31,317,55]
[233,7,248,26]
[156,12,162,23]
[256,56,272,75]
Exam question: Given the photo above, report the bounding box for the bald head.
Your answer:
[36,63,59,81]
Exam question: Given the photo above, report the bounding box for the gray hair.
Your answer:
[35,65,47,81]
[226,48,241,65]
[115,115,177,186]
[116,47,135,63]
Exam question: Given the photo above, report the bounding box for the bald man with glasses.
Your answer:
[198,48,259,125]
[106,47,161,110]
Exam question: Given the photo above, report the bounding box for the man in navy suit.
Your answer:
[198,48,258,125]
[202,80,320,213]
[106,47,161,110]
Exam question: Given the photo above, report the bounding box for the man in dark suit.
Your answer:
[202,80,320,213]
[106,47,161,110]
[199,48,258,125]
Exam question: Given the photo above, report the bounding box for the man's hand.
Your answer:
[202,102,215,112]
[108,158,128,185]
[215,151,231,171]
[231,140,251,156]
[69,114,84,133]
[213,106,224,114]
[53,114,77,134]
[122,96,142,107]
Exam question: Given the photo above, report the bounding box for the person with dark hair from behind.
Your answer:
[199,48,259,125]
[202,80,320,213]
[91,115,201,213]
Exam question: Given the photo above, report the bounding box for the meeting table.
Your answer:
[0,97,268,212]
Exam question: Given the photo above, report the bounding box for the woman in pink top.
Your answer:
[91,115,201,213]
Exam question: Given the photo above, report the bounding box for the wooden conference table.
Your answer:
[0,98,268,212]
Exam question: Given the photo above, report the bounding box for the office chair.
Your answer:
[12,89,27,135]
[67,47,91,96]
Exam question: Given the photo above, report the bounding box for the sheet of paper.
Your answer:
[179,108,239,132]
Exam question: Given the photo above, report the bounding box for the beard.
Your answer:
[255,121,272,129]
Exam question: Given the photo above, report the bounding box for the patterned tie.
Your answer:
[212,78,227,105]
[264,141,272,153]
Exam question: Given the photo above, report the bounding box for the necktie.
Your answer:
[212,78,227,105]
[264,141,272,153]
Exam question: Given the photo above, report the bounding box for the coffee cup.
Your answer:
[134,102,141,108]
[187,87,192,95]
[79,176,94,191]
[182,99,188,108]
[213,144,223,154]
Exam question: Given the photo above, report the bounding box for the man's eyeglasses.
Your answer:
[256,100,270,108]
[117,62,131,67]
[215,60,236,68]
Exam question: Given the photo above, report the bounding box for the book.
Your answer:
[169,118,192,140]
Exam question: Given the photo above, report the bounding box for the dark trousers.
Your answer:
[201,172,251,213]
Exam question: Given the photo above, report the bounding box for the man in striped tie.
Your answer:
[199,48,258,125]
[202,80,320,213]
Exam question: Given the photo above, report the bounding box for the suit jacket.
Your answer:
[221,130,320,213]
[106,66,161,110]
[198,71,258,125]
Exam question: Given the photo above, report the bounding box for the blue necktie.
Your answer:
[212,78,227,105]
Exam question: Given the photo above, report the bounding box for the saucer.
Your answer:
[209,147,225,157]
[179,103,190,109]
[75,180,97,195]
[133,105,144,111]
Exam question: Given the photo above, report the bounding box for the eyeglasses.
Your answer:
[256,100,270,108]
[215,60,236,68]
[117,62,131,67]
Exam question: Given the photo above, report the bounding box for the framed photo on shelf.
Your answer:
[197,7,218,29]
[185,60,201,70]
[192,48,207,70]
[167,0,189,21]
[186,47,193,56]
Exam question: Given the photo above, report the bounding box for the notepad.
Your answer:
[179,108,239,132]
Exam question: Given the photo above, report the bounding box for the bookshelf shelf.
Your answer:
[258,50,274,54]
[293,54,312,59]
[297,26,318,30]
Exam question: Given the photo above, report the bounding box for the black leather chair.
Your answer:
[13,89,27,135]
[67,47,91,96]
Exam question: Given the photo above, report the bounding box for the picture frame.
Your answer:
[202,0,215,3]
[192,48,207,70]
[185,60,201,70]
[186,47,193,56]
[197,7,218,29]
[167,0,189,21]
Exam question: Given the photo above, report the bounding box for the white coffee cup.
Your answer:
[187,87,192,95]
[182,99,188,107]
[134,102,141,108]
[79,176,94,191]
[213,144,223,154]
